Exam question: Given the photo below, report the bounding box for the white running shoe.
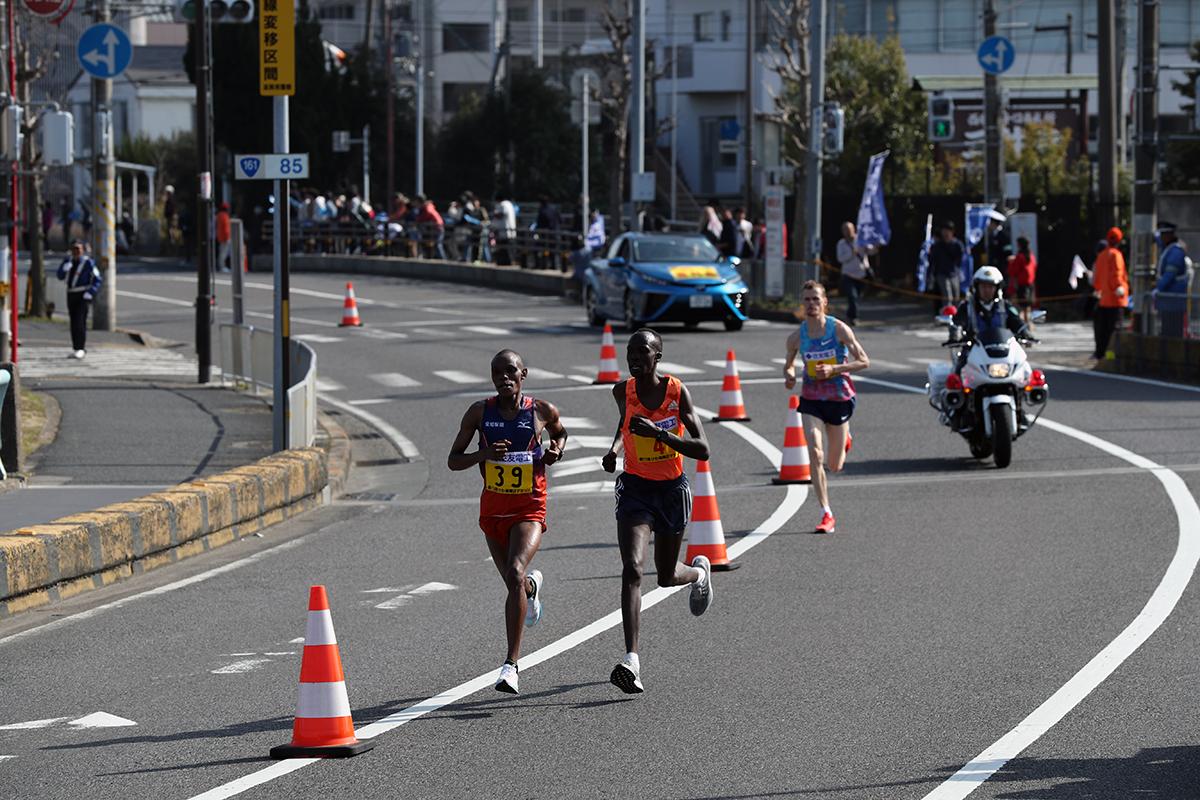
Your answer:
[689,555,713,616]
[525,569,544,627]
[609,655,644,694]
[494,662,519,694]
[72,349,86,360]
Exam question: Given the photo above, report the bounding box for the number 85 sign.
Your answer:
[235,153,310,180]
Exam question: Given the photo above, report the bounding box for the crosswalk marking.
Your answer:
[551,456,619,478]
[657,361,703,375]
[371,373,421,388]
[463,325,510,336]
[558,416,599,429]
[908,357,943,365]
[293,333,343,344]
[703,359,772,372]
[525,367,565,381]
[354,329,408,340]
[315,378,345,392]
[555,480,615,494]
[434,370,487,384]
[566,435,614,450]
[18,347,196,378]
[410,327,456,338]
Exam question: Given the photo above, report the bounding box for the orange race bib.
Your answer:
[484,451,534,495]
[633,417,679,463]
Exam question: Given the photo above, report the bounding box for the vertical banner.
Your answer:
[916,213,933,293]
[963,202,996,285]
[259,0,296,96]
[764,184,785,298]
[855,151,891,248]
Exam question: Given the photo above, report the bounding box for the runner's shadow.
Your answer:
[98,756,266,776]
[539,541,618,552]
[839,456,988,476]
[428,681,631,720]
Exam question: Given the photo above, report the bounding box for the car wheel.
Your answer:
[723,317,744,332]
[623,293,640,330]
[584,286,605,327]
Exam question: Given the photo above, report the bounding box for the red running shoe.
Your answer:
[815,511,836,534]
[845,431,853,455]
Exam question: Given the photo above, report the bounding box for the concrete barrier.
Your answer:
[0,447,330,618]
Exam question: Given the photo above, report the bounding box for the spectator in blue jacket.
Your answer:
[1154,221,1193,338]
[56,240,103,359]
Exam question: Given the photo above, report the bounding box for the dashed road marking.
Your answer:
[348,398,391,406]
[433,370,487,384]
[703,359,772,372]
[293,334,344,344]
[657,361,704,375]
[558,416,599,429]
[314,378,344,392]
[211,658,272,675]
[370,372,422,388]
[525,367,565,381]
[463,325,510,336]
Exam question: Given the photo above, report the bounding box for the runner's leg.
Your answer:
[485,520,544,664]
[803,413,830,510]
[617,519,652,654]
[825,422,849,473]
[652,528,702,588]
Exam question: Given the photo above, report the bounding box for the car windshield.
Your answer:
[632,237,721,264]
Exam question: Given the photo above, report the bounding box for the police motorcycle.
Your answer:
[925,267,1049,469]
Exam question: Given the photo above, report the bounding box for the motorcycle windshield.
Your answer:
[979,327,1013,358]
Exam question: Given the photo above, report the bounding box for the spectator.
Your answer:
[1154,221,1192,338]
[733,208,754,259]
[534,197,562,269]
[986,216,1010,267]
[444,199,464,261]
[928,220,965,309]
[415,194,446,259]
[718,207,739,257]
[1091,227,1129,360]
[568,234,591,300]
[461,191,490,262]
[699,206,722,248]
[836,221,872,326]
[586,208,606,253]
[56,240,102,359]
[493,193,517,265]
[1007,235,1037,327]
[162,186,178,250]
[216,201,232,271]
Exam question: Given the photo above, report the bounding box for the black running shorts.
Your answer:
[799,397,857,426]
[614,471,692,535]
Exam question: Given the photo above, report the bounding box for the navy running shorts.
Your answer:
[614,471,692,535]
[799,397,857,427]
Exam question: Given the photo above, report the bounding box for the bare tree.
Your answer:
[765,0,812,263]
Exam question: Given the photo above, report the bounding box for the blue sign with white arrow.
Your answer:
[977,35,1015,75]
[77,23,133,80]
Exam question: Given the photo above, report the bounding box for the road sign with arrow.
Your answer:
[977,35,1015,75]
[76,23,133,80]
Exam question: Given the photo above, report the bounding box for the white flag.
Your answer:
[1068,254,1090,290]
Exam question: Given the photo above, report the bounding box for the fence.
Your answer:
[1136,282,1200,340]
[215,323,318,448]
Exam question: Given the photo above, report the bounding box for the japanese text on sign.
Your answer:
[259,0,295,96]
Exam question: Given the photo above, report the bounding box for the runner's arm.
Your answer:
[831,320,870,376]
[601,384,626,473]
[536,399,568,466]
[783,329,800,390]
[447,403,506,470]
[669,385,710,461]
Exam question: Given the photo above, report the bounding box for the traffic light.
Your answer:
[822,103,844,156]
[928,96,954,142]
[177,0,254,23]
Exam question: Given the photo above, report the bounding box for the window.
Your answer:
[443,23,490,53]
[317,3,355,20]
[694,12,713,42]
[509,6,529,22]
[443,83,487,115]
[664,44,693,79]
[940,0,977,51]
[831,0,867,35]
[720,10,732,41]
[897,0,937,52]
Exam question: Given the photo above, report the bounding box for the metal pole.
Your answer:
[92,0,117,331]
[983,0,1003,205]
[230,218,244,325]
[535,0,543,68]
[1098,0,1118,232]
[3,0,14,362]
[1132,0,1159,332]
[273,96,290,452]
[630,0,645,228]
[743,0,754,214]
[361,123,370,206]
[194,0,214,381]
[669,0,677,222]
[581,71,589,236]
[416,48,424,196]
[805,0,826,259]
[385,2,394,208]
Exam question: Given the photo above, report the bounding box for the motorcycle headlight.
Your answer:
[987,363,1011,378]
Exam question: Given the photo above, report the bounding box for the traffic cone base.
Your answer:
[685,461,739,571]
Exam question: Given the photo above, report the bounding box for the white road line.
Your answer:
[1041,363,1200,395]
[0,717,68,730]
[525,367,565,381]
[314,378,344,392]
[409,328,456,337]
[565,435,614,450]
[907,356,943,365]
[567,374,594,384]
[408,581,456,596]
[550,457,610,479]
[850,376,1200,800]
[211,659,272,675]
[703,360,772,372]
[657,361,704,375]
[241,281,385,307]
[558,416,598,429]
[294,334,344,344]
[370,373,422,389]
[554,480,616,494]
[862,358,915,372]
[245,310,340,329]
[0,755,14,762]
[316,394,420,460]
[115,290,194,308]
[433,370,486,384]
[0,539,309,648]
[373,595,412,610]
[186,407,805,800]
[463,325,510,336]
[347,399,390,406]
[353,329,409,340]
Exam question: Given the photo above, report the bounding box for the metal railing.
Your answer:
[1136,283,1199,339]
[215,323,318,448]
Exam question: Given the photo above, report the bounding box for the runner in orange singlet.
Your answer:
[601,329,712,694]
[449,350,568,695]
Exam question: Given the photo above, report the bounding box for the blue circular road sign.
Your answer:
[77,23,133,80]
[977,35,1015,75]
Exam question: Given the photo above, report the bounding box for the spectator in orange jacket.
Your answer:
[1091,226,1129,360]
[215,201,232,272]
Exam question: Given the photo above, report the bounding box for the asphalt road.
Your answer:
[2,264,1199,800]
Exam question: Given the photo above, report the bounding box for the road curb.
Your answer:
[0,447,329,619]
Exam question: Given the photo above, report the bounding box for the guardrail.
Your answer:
[215,323,318,448]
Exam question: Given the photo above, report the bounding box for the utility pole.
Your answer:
[385,2,394,208]
[1132,0,1159,331]
[743,0,754,215]
[534,0,543,68]
[581,71,589,236]
[669,0,677,222]
[92,0,117,331]
[630,0,646,229]
[983,0,1003,205]
[194,0,214,383]
[805,0,826,259]
[415,45,424,196]
[2,0,15,362]
[361,123,370,205]
[1097,0,1118,232]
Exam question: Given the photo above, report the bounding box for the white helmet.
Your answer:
[972,265,1004,313]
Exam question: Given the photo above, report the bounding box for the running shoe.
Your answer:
[688,555,713,616]
[610,655,644,694]
[525,569,544,628]
[845,431,853,455]
[815,511,836,534]
[495,662,519,694]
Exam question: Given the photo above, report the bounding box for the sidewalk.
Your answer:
[0,320,273,532]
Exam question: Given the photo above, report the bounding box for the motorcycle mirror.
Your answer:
[1031,309,1047,324]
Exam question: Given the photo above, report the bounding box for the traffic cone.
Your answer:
[772,395,811,484]
[270,586,374,759]
[339,282,363,327]
[685,459,740,571]
[712,349,751,422]
[593,323,621,384]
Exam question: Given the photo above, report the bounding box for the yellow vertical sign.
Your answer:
[259,0,295,96]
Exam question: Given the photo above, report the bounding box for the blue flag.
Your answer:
[916,213,933,293]
[855,151,891,248]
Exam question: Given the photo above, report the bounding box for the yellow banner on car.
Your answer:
[668,265,720,280]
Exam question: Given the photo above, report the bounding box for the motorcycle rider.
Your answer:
[948,266,1031,353]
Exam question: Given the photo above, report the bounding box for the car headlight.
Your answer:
[987,363,1011,378]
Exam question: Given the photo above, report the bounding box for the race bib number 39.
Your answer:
[804,348,837,379]
[485,451,534,494]
[633,417,679,462]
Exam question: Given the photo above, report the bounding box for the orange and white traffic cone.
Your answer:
[270,586,374,759]
[685,459,740,571]
[772,395,811,484]
[712,349,751,422]
[593,323,621,384]
[339,283,363,327]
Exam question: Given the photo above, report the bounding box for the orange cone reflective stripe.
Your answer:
[593,323,621,384]
[685,459,740,571]
[339,282,363,327]
[713,349,751,422]
[773,395,811,484]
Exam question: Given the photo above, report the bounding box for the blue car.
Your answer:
[582,232,750,331]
